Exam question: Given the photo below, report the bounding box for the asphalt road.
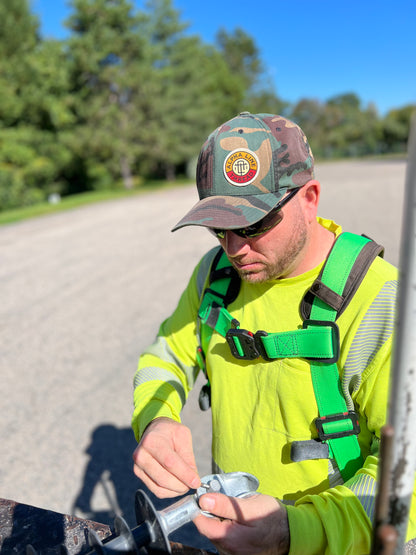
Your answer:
[0,159,408,542]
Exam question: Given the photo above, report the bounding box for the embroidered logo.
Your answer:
[223,148,259,186]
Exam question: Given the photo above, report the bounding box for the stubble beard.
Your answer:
[236,220,308,284]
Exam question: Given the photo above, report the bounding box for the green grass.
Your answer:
[0,179,192,226]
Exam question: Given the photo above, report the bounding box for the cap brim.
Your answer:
[171,191,286,232]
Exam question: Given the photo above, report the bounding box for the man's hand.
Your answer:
[194,492,289,555]
[132,417,201,498]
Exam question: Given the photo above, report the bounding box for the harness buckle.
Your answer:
[315,411,361,441]
[226,329,260,360]
[253,330,274,362]
[302,319,340,363]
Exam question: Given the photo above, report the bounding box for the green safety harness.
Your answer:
[196,232,384,482]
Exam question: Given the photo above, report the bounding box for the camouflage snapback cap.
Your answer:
[172,112,314,231]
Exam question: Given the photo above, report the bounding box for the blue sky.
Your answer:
[31,0,415,115]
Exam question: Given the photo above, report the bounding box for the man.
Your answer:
[132,112,415,553]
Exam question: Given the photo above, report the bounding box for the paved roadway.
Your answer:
[0,160,409,545]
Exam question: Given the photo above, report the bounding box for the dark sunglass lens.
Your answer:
[239,209,283,238]
[237,222,262,238]
[209,187,301,240]
[261,208,284,228]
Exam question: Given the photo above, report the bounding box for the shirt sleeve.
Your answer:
[287,329,416,553]
[131,256,208,441]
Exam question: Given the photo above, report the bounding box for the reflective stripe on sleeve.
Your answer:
[346,472,377,521]
[144,335,199,389]
[342,280,397,409]
[133,366,186,406]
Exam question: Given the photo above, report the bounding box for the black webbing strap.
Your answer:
[300,236,384,320]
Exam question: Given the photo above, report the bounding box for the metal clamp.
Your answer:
[87,471,259,554]
[197,471,259,500]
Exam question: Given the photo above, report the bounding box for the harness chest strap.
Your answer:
[200,309,340,363]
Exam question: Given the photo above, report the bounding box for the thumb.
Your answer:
[198,492,252,521]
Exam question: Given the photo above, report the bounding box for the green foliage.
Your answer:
[381,105,415,153]
[0,0,413,212]
[0,0,39,58]
[0,1,78,209]
[0,169,44,211]
[65,0,145,188]
[291,94,414,159]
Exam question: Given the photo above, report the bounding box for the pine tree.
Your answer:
[0,0,74,208]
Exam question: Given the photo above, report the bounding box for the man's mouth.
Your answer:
[233,260,262,272]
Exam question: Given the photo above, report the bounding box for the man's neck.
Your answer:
[286,221,336,278]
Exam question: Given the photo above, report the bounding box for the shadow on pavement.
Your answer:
[72,424,216,552]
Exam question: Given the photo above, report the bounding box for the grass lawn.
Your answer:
[0,179,192,226]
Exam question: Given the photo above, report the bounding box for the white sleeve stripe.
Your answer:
[133,366,186,405]
[347,472,377,521]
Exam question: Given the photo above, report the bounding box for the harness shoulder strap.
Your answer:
[196,247,240,409]
[198,248,240,351]
[306,232,383,481]
[301,234,384,319]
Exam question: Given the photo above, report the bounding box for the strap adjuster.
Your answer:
[302,319,340,363]
[226,329,260,360]
[315,411,360,441]
[253,330,273,361]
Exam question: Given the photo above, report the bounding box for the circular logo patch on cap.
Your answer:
[223,148,260,186]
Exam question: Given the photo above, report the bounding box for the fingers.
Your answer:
[194,493,253,552]
[133,418,200,498]
[194,493,287,555]
[133,451,189,498]
[133,443,199,497]
[194,508,253,555]
[172,424,199,476]
[198,492,265,524]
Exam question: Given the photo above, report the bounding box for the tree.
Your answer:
[290,99,325,155]
[66,0,149,189]
[0,0,38,59]
[1,0,410,211]
[381,105,416,153]
[0,0,39,128]
[290,94,384,159]
[244,87,288,118]
[214,27,285,119]
[215,27,261,91]
[327,92,361,111]
[0,1,75,209]
[135,0,247,179]
[321,94,382,157]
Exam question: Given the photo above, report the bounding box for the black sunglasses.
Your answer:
[210,187,301,240]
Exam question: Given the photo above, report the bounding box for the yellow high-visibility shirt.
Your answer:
[132,218,415,554]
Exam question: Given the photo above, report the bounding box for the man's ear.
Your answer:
[301,179,320,223]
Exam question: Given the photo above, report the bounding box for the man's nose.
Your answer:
[223,231,250,257]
